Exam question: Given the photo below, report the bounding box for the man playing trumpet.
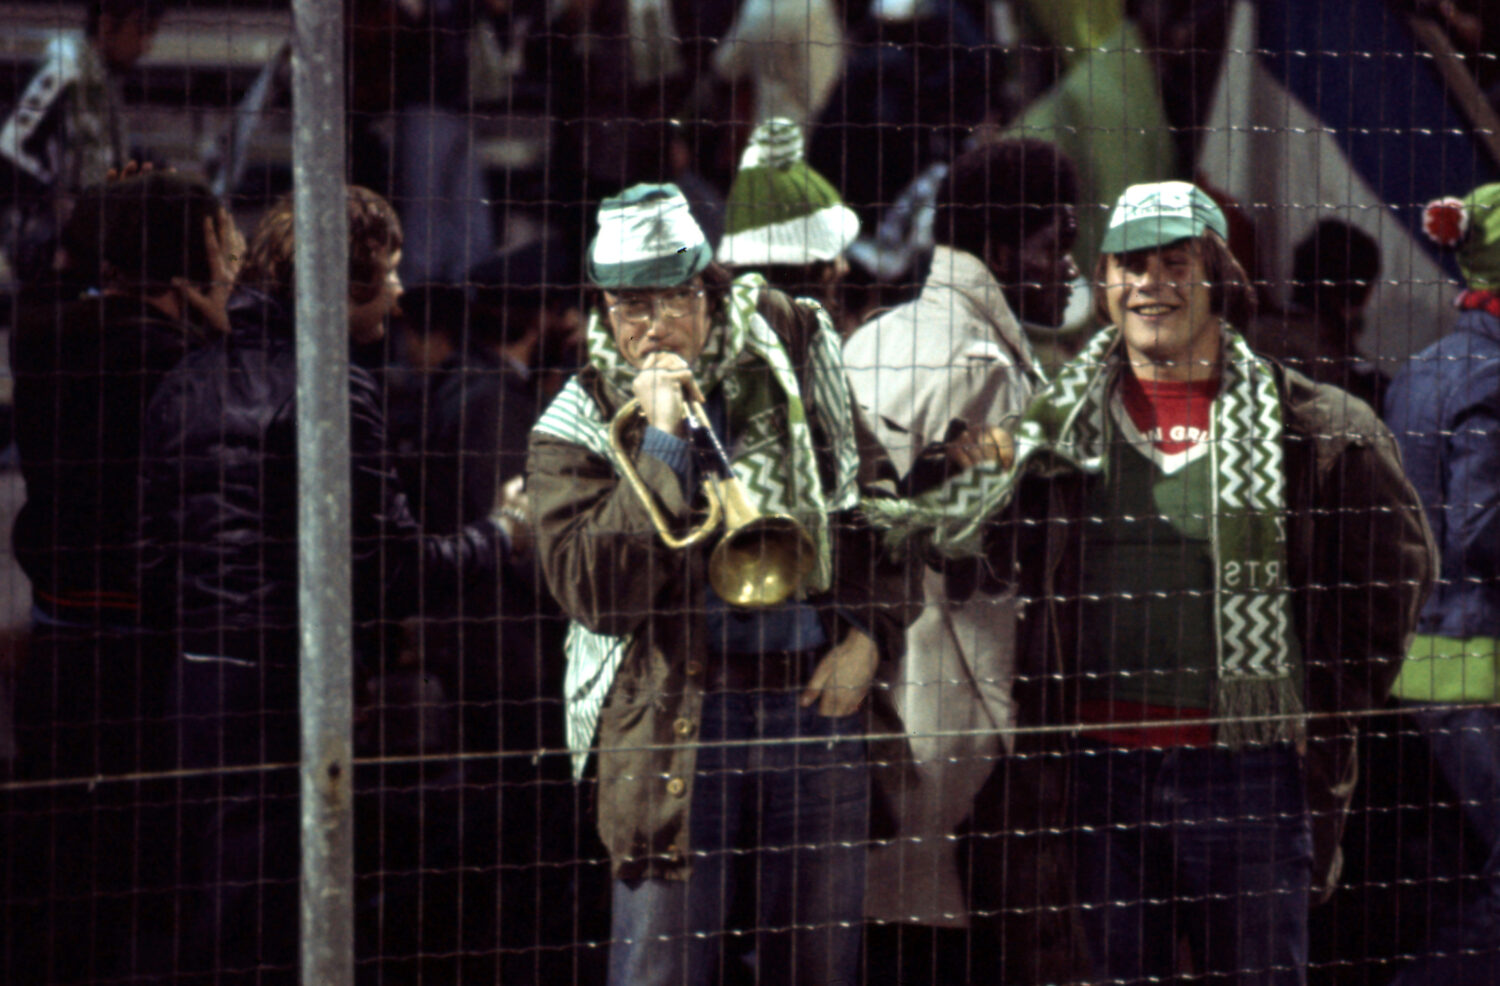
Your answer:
[527,183,917,986]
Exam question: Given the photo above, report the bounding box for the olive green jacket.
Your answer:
[528,326,919,882]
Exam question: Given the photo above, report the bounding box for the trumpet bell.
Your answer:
[708,515,818,609]
[610,394,821,609]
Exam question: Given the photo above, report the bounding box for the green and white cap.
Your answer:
[718,118,860,268]
[587,183,714,290]
[1099,180,1228,254]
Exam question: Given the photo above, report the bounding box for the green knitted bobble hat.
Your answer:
[717,118,860,268]
[587,182,714,290]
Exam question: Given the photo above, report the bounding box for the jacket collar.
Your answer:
[1455,303,1500,345]
[227,287,295,339]
[920,245,1043,381]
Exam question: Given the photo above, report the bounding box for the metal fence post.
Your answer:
[290,0,352,982]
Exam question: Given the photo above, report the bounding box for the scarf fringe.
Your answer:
[1213,676,1306,748]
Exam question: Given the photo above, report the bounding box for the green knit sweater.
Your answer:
[1077,434,1304,709]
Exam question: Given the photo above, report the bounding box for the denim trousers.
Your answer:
[607,688,869,986]
[1390,703,1500,986]
[1071,742,1313,985]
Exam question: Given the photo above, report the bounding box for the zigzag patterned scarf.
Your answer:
[533,273,861,773]
[864,325,1303,746]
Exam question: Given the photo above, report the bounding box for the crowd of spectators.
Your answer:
[0,2,1497,985]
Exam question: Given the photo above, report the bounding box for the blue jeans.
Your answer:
[607,689,869,986]
[1391,704,1500,986]
[1072,742,1313,985]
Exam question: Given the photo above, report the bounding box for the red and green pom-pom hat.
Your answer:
[1427,183,1500,291]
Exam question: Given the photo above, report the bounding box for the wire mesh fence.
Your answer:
[0,1,1496,984]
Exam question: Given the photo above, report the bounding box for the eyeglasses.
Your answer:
[606,287,704,325]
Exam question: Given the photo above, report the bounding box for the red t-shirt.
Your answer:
[1118,370,1219,454]
[1077,371,1222,749]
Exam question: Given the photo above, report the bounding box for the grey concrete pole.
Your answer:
[290,0,352,982]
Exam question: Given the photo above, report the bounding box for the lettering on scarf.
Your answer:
[1223,559,1281,588]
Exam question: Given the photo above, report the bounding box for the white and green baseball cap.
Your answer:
[717,118,860,268]
[587,183,714,290]
[1099,180,1228,254]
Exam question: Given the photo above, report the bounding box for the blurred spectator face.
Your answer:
[97,9,160,71]
[394,282,466,369]
[1001,205,1080,328]
[539,303,585,362]
[349,249,404,345]
[399,324,453,372]
[531,301,586,401]
[603,280,711,368]
[1104,239,1217,377]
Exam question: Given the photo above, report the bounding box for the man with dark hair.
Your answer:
[0,0,164,284]
[389,282,482,524]
[839,138,1078,983]
[4,169,238,985]
[387,274,545,751]
[469,239,586,397]
[396,241,583,531]
[140,186,519,983]
[867,179,1435,985]
[1250,218,1389,410]
[930,139,1082,326]
[1290,218,1381,316]
[13,172,234,645]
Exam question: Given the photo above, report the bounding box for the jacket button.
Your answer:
[673,717,695,737]
[685,660,703,677]
[666,776,687,797]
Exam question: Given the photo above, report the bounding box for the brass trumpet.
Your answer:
[609,393,816,609]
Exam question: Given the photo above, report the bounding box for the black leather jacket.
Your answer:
[140,289,505,666]
[12,294,205,620]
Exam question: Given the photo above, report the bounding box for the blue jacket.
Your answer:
[1384,307,1500,639]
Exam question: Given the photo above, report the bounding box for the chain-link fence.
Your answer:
[0,1,1496,984]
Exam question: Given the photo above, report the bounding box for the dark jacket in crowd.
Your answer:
[12,294,206,620]
[395,346,557,755]
[406,348,536,535]
[140,288,505,668]
[1384,305,1500,640]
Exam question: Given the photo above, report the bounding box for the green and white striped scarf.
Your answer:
[864,325,1304,746]
[533,273,861,773]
